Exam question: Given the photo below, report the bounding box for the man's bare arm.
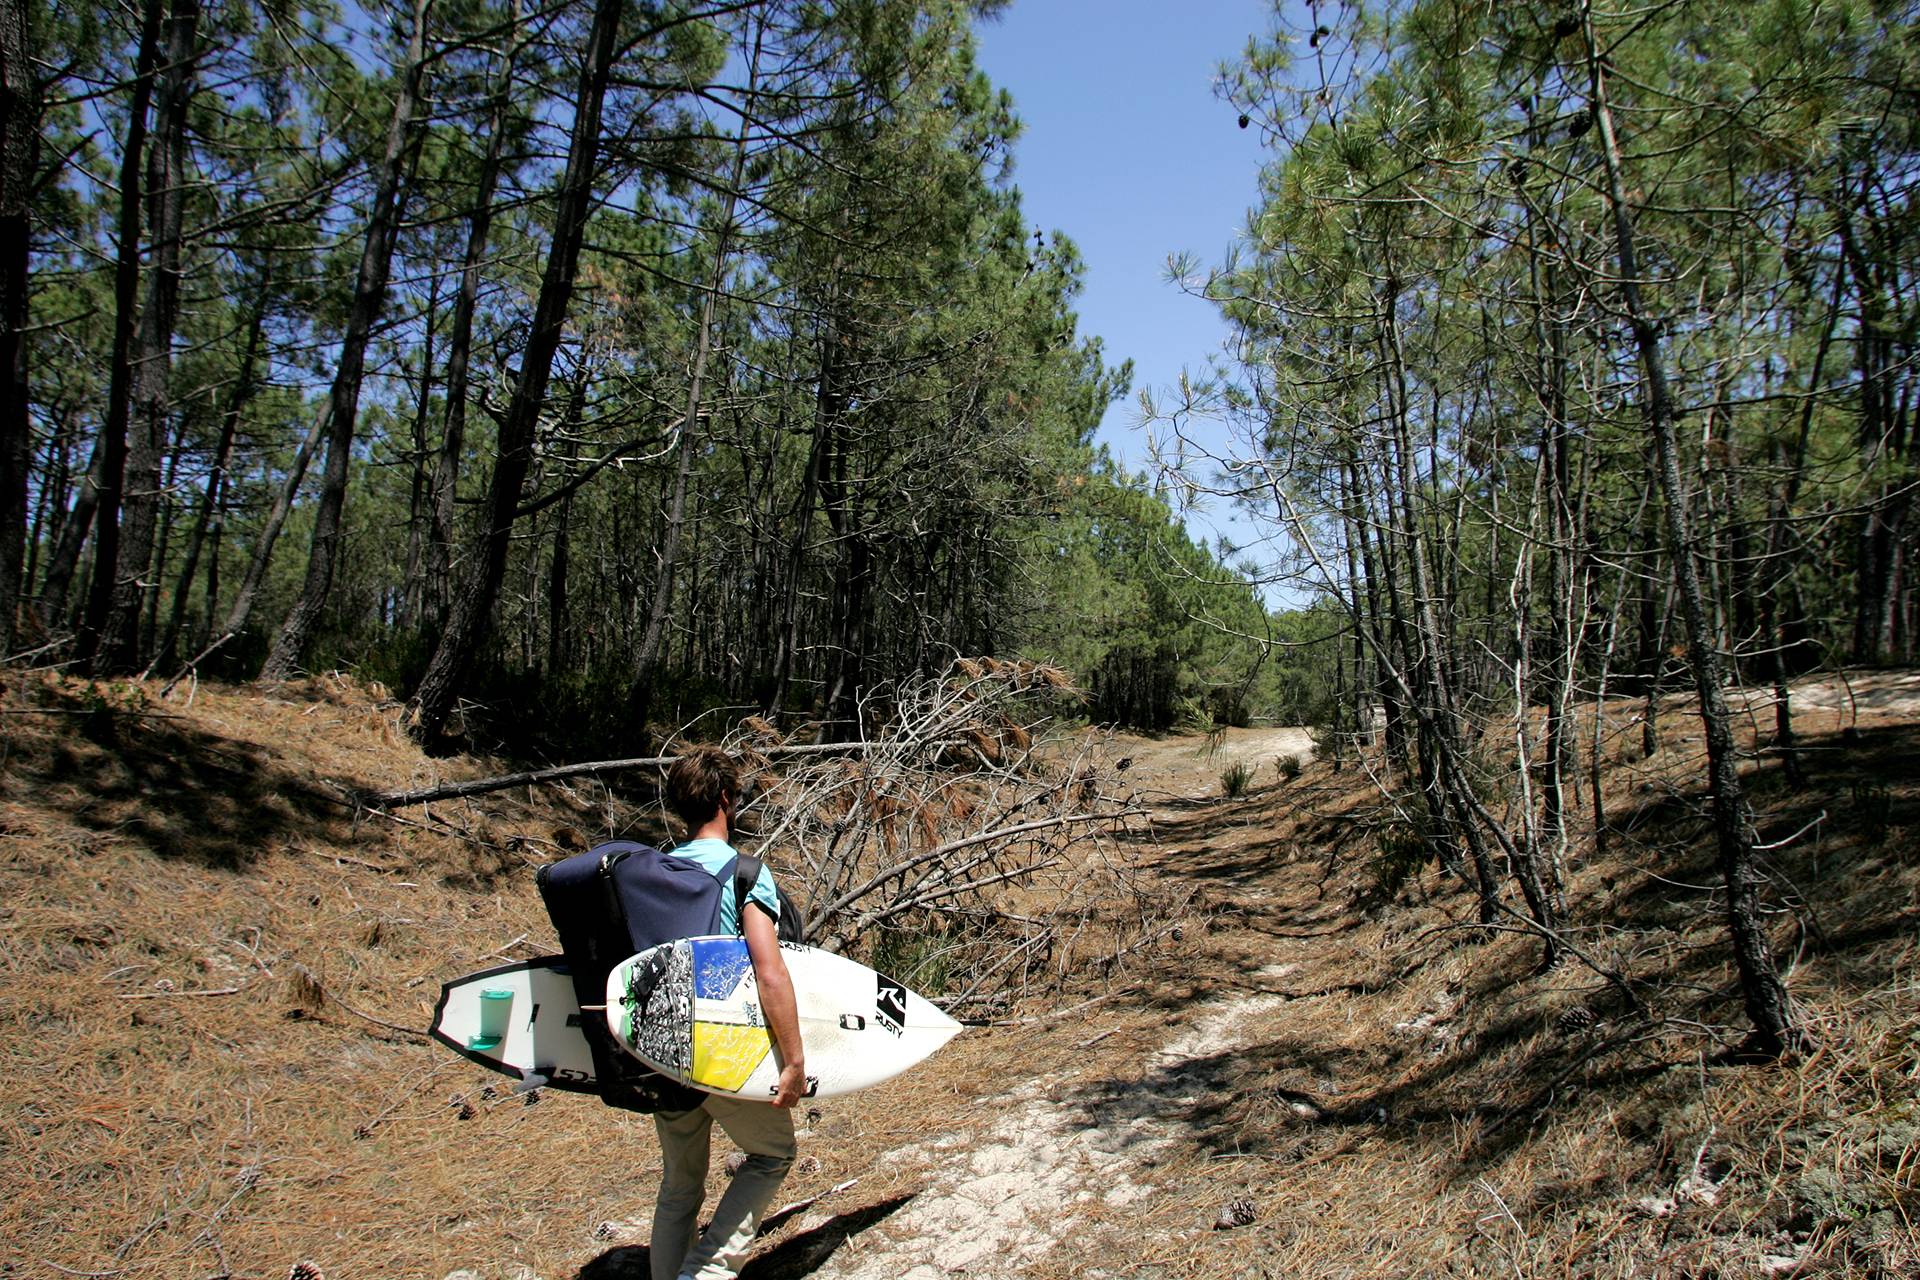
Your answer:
[743,905,806,1107]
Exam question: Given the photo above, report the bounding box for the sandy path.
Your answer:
[778,676,1920,1277]
[1754,669,1920,716]
[740,730,1322,1278]
[1114,726,1316,803]
[802,993,1285,1279]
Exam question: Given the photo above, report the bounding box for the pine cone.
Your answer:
[288,1264,326,1280]
[1213,1198,1258,1230]
[1556,1006,1597,1036]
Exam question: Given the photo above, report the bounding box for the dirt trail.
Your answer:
[729,675,1920,1278]
[781,735,1313,1279]
[801,992,1289,1279]
[1116,726,1316,802]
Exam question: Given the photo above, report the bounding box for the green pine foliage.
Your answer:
[1017,465,1281,731]
[17,0,1288,747]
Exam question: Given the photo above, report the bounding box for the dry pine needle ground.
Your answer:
[0,670,1915,1279]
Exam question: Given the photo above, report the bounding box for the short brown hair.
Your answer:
[666,745,742,832]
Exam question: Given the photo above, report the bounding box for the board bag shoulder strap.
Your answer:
[733,854,763,936]
[733,854,806,943]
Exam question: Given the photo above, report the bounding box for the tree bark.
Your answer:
[400,269,440,630]
[1538,271,1578,914]
[1831,151,1911,665]
[73,0,164,666]
[408,0,625,740]
[37,436,102,625]
[1762,241,1847,789]
[0,0,37,652]
[98,0,201,672]
[209,403,326,650]
[258,0,429,681]
[25,403,69,610]
[1584,5,1797,1055]
[770,296,842,715]
[629,29,759,727]
[546,389,583,676]
[1379,278,1511,930]
[156,272,268,671]
[142,416,185,647]
[427,0,521,630]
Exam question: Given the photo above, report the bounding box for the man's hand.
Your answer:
[745,906,807,1110]
[772,1062,807,1109]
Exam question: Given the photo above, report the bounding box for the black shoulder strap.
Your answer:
[598,846,633,937]
[733,854,765,934]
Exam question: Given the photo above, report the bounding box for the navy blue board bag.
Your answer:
[537,840,742,1113]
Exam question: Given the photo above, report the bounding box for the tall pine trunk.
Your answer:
[100,0,201,672]
[628,28,759,728]
[629,218,745,728]
[156,273,268,671]
[1585,8,1797,1055]
[73,0,163,666]
[37,437,102,625]
[0,0,36,652]
[770,299,842,716]
[546,372,587,676]
[427,0,520,631]
[408,0,624,741]
[258,0,429,681]
[1761,241,1846,789]
[400,271,440,630]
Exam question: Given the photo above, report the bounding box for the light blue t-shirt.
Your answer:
[671,837,780,935]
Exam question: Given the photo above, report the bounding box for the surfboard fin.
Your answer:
[514,1071,550,1094]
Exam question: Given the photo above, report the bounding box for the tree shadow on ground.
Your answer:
[1070,713,1919,1215]
[3,687,356,869]
[1117,781,1375,898]
[741,1196,917,1279]
[572,1195,916,1280]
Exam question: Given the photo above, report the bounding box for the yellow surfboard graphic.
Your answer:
[690,1022,771,1091]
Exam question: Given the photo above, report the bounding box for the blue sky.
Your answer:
[972,0,1283,535]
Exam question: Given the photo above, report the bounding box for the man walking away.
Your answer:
[650,745,806,1280]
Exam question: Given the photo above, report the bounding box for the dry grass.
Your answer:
[0,671,1157,1280]
[1015,672,1920,1280]
[1,669,1915,1279]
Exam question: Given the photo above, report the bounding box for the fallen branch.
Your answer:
[973,988,1138,1027]
[478,932,531,961]
[761,1177,861,1234]
[815,809,1141,922]
[286,844,407,873]
[160,631,232,696]
[292,964,429,1039]
[367,739,959,809]
[0,707,188,719]
[1086,896,1199,979]
[42,1260,126,1277]
[1418,898,1646,1017]
[355,1060,455,1139]
[116,986,244,999]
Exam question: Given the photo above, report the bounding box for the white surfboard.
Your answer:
[429,958,599,1094]
[606,936,962,1101]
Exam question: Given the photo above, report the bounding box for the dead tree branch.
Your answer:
[364,739,950,809]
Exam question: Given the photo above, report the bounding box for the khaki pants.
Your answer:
[650,1097,797,1280]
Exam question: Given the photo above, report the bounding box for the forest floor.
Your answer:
[1,670,1915,1279]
